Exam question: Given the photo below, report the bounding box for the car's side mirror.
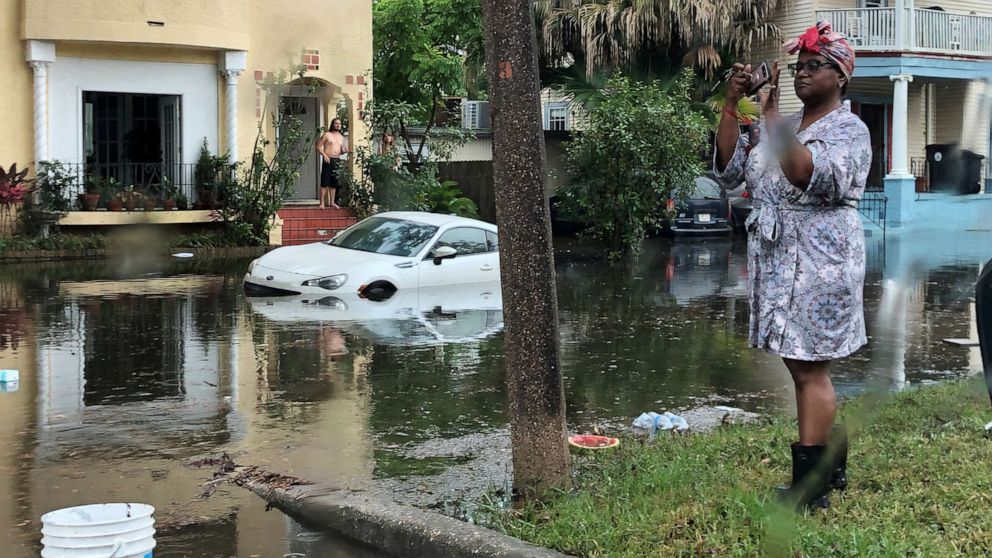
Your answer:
[432,246,457,265]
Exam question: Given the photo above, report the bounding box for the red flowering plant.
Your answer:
[0,163,35,234]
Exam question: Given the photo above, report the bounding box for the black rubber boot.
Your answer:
[777,426,849,494]
[829,424,848,492]
[778,443,830,511]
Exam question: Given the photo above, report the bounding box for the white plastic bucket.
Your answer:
[41,503,156,558]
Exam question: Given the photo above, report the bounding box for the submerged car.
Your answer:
[669,176,733,236]
[244,212,500,298]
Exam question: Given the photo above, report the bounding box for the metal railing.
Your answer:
[859,190,887,237]
[820,7,896,50]
[817,8,992,57]
[49,162,234,210]
[915,9,992,56]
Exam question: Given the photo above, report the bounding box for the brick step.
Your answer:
[277,205,357,247]
[281,227,352,244]
[277,207,354,219]
[282,237,348,246]
[282,217,357,227]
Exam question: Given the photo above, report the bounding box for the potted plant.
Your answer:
[36,161,76,215]
[161,177,177,211]
[102,177,122,211]
[143,190,157,211]
[81,176,100,211]
[106,193,123,211]
[123,185,138,212]
[197,185,218,210]
[175,191,189,211]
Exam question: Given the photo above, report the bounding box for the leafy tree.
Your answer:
[341,100,478,220]
[559,72,708,259]
[374,0,485,166]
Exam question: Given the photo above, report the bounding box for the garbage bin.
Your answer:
[961,150,984,195]
[926,144,985,194]
[925,144,960,193]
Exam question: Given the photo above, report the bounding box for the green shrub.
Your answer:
[560,71,709,259]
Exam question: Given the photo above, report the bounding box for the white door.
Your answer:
[418,227,499,288]
[160,95,182,187]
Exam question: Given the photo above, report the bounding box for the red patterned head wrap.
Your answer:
[783,20,855,79]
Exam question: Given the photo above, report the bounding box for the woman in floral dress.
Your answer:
[714,21,871,510]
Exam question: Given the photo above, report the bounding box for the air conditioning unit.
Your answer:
[462,100,491,130]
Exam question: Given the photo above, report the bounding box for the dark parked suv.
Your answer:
[670,176,733,236]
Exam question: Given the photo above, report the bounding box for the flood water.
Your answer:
[0,231,988,557]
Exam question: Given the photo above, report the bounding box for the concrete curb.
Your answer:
[243,481,573,558]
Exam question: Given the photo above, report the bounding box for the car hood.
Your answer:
[257,243,400,276]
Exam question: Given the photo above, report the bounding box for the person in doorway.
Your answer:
[316,118,349,209]
[714,21,870,510]
[379,130,403,170]
[379,130,395,154]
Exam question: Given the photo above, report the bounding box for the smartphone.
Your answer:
[747,62,771,96]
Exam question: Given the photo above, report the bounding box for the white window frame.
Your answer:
[545,103,568,131]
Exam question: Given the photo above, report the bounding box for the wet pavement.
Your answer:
[0,231,988,557]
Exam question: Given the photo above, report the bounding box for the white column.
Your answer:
[25,40,56,165]
[219,50,248,164]
[906,0,916,50]
[222,69,242,162]
[30,61,51,164]
[894,0,906,51]
[888,74,914,178]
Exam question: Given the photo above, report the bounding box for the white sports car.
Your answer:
[243,211,500,299]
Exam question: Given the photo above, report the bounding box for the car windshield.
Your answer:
[328,217,438,257]
[693,177,723,199]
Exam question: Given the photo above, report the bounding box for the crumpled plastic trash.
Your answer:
[633,411,688,432]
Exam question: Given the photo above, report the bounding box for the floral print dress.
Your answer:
[715,104,872,361]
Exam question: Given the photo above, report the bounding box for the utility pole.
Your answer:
[481,0,571,500]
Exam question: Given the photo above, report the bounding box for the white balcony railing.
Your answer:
[817,7,992,57]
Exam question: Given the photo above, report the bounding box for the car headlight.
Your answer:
[302,274,348,290]
[247,259,258,275]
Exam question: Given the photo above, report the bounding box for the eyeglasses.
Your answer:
[787,60,839,76]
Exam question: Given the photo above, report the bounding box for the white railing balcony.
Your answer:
[817,7,992,57]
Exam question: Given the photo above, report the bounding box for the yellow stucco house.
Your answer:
[1,0,370,237]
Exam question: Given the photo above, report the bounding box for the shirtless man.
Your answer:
[315,118,348,209]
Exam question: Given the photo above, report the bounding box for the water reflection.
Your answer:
[0,232,988,556]
[246,283,504,346]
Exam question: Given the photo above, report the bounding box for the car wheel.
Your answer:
[360,281,398,302]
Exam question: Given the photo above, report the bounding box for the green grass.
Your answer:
[480,379,992,558]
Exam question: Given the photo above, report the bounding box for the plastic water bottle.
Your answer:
[664,412,689,431]
[654,413,674,431]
